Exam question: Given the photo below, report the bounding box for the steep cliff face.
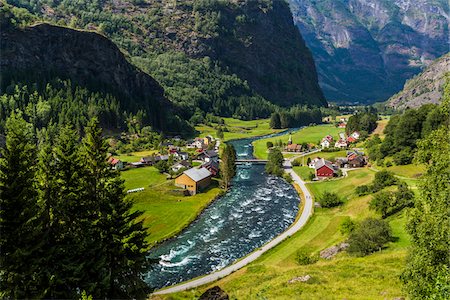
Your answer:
[0,23,173,131]
[6,0,327,110]
[289,0,449,103]
[388,53,449,109]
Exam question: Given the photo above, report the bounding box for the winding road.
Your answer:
[153,159,314,295]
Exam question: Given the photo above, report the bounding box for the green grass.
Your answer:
[165,168,410,300]
[195,117,281,141]
[253,124,344,159]
[121,167,222,245]
[383,164,425,179]
[115,150,158,163]
[293,166,314,181]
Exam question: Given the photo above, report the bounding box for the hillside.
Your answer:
[0,21,185,133]
[289,0,449,103]
[5,0,327,118]
[388,53,450,109]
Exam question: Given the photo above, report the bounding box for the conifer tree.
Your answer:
[220,144,236,189]
[0,113,44,298]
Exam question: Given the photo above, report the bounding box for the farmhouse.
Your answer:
[335,139,348,148]
[308,157,321,168]
[107,157,124,170]
[320,135,333,149]
[286,143,302,152]
[199,150,218,162]
[171,160,191,172]
[202,159,219,176]
[175,167,212,195]
[315,158,336,178]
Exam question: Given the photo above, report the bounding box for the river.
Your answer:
[145,131,300,290]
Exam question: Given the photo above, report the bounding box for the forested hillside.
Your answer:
[5,0,327,120]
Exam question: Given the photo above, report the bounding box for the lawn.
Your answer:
[115,150,158,163]
[160,168,410,300]
[253,124,344,159]
[195,117,282,141]
[121,167,222,245]
[293,166,314,181]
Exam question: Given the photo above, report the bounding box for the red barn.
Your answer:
[315,158,335,178]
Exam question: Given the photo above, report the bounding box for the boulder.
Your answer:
[320,242,349,260]
[199,286,229,300]
[288,275,311,284]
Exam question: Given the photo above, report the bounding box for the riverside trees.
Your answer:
[220,144,236,189]
[0,115,150,299]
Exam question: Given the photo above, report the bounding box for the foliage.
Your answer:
[266,141,273,149]
[317,191,343,208]
[347,218,392,257]
[369,183,414,218]
[269,107,323,129]
[402,97,450,299]
[295,249,318,265]
[269,112,281,129]
[356,170,398,196]
[340,217,355,235]
[265,148,284,176]
[0,114,150,298]
[346,111,378,136]
[220,144,236,189]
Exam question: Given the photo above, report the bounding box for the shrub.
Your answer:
[318,192,343,208]
[385,161,392,167]
[372,170,397,192]
[295,249,318,265]
[340,217,356,235]
[283,172,293,183]
[308,172,316,181]
[266,141,273,149]
[393,147,413,165]
[292,159,301,166]
[369,183,415,218]
[356,185,370,196]
[347,218,392,256]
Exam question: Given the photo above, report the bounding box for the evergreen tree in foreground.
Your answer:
[0,113,44,298]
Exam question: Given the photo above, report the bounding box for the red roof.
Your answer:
[347,136,356,143]
[108,157,120,165]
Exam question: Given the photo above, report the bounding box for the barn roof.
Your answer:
[184,167,212,182]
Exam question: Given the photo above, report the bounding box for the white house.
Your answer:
[308,157,321,168]
[351,131,360,140]
[321,139,331,149]
[335,139,348,149]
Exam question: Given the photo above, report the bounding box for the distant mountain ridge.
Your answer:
[388,53,450,109]
[289,0,449,103]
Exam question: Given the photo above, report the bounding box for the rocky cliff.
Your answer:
[6,0,327,111]
[289,0,449,103]
[388,53,449,109]
[0,22,173,131]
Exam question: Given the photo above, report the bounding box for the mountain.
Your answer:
[288,0,449,103]
[0,19,185,132]
[387,53,450,109]
[5,0,327,119]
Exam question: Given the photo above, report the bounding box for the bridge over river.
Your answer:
[235,159,268,164]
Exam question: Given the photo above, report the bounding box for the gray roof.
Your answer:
[184,167,212,182]
[314,158,334,171]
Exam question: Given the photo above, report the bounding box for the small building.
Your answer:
[335,139,348,148]
[107,157,124,170]
[315,158,336,178]
[171,160,191,173]
[308,157,321,168]
[335,157,348,168]
[350,131,360,140]
[348,156,365,168]
[175,167,212,195]
[338,122,346,128]
[140,156,155,165]
[199,150,218,162]
[202,159,219,176]
[339,132,346,140]
[321,136,333,149]
[203,136,214,146]
[286,143,302,152]
[175,151,189,161]
[187,138,204,149]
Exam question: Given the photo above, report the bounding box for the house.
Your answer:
[348,155,365,168]
[202,159,219,176]
[350,131,360,140]
[187,138,204,149]
[308,157,321,168]
[346,136,357,143]
[174,151,189,161]
[203,135,213,146]
[315,158,336,178]
[171,160,191,172]
[320,135,333,149]
[335,157,348,168]
[199,150,218,162]
[108,157,124,170]
[175,167,212,195]
[335,139,348,148]
[339,132,346,140]
[285,143,302,152]
[140,156,155,165]
[338,122,346,128]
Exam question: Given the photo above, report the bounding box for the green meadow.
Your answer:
[253,124,344,159]
[162,167,414,299]
[121,167,222,246]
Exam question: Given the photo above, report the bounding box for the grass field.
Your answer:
[115,150,158,163]
[196,117,282,141]
[253,124,344,159]
[161,168,411,299]
[372,164,426,179]
[121,167,222,245]
[293,166,314,181]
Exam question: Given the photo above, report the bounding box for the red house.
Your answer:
[315,158,335,178]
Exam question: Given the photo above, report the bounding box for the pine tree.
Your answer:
[0,113,44,298]
[220,144,236,189]
[269,112,281,129]
[81,118,150,298]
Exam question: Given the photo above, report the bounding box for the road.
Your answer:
[152,160,314,295]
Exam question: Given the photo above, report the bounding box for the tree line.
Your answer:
[0,114,150,299]
[269,106,323,129]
